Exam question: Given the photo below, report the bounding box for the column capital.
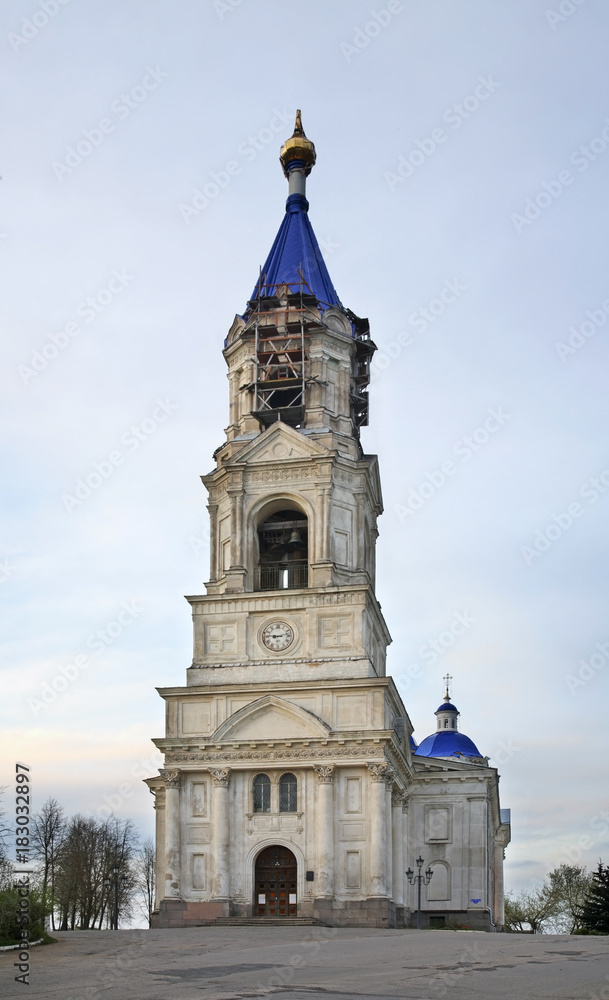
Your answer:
[160,769,181,789]
[210,767,231,787]
[367,761,390,783]
[391,789,406,807]
[314,764,335,784]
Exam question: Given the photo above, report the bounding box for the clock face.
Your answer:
[261,620,294,652]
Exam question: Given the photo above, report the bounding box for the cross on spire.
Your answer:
[443,673,452,699]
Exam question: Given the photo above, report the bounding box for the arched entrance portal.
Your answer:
[254,845,297,917]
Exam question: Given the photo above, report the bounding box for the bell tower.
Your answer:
[196,110,390,682]
[146,112,510,932]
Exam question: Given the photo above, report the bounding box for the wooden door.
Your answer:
[255,845,297,917]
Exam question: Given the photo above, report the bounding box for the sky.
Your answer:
[1,0,608,905]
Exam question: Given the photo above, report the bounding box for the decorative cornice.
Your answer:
[165,746,385,765]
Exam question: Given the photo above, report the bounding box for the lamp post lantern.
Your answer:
[406,855,433,929]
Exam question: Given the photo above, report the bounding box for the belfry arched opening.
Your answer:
[256,507,308,590]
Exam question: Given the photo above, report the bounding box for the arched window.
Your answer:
[444,718,448,728]
[279,772,297,812]
[256,508,308,591]
[451,719,456,729]
[253,773,270,813]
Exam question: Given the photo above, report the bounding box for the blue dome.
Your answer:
[436,701,458,713]
[415,731,483,759]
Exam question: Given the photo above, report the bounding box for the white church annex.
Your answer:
[145,112,511,930]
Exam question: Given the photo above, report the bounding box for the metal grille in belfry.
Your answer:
[279,773,297,812]
[253,773,270,812]
[256,560,308,591]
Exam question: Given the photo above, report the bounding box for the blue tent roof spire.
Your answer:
[247,111,341,312]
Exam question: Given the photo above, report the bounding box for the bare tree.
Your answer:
[54,814,139,930]
[31,799,66,930]
[0,788,12,890]
[133,837,156,927]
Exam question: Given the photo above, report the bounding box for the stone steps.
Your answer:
[185,917,319,927]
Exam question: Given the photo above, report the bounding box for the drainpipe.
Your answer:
[486,791,496,930]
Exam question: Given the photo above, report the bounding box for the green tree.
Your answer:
[580,861,609,934]
[504,884,558,933]
[546,864,592,934]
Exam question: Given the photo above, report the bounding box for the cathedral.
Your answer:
[145,112,511,930]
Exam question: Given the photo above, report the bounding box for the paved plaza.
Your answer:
[2,926,608,1000]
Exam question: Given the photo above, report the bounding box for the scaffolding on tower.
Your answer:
[247,267,317,429]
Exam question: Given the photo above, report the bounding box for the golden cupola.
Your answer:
[279,110,317,178]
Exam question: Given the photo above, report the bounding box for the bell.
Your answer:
[287,528,301,547]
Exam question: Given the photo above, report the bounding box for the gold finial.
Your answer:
[279,109,316,179]
[443,673,452,700]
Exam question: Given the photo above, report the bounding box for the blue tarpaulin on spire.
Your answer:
[248,194,341,310]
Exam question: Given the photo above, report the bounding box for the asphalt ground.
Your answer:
[1,926,608,1000]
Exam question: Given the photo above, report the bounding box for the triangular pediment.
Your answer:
[211,695,330,742]
[227,421,330,466]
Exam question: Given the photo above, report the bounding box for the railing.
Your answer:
[256,560,308,591]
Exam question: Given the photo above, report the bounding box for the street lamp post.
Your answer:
[104,866,128,929]
[406,855,433,930]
